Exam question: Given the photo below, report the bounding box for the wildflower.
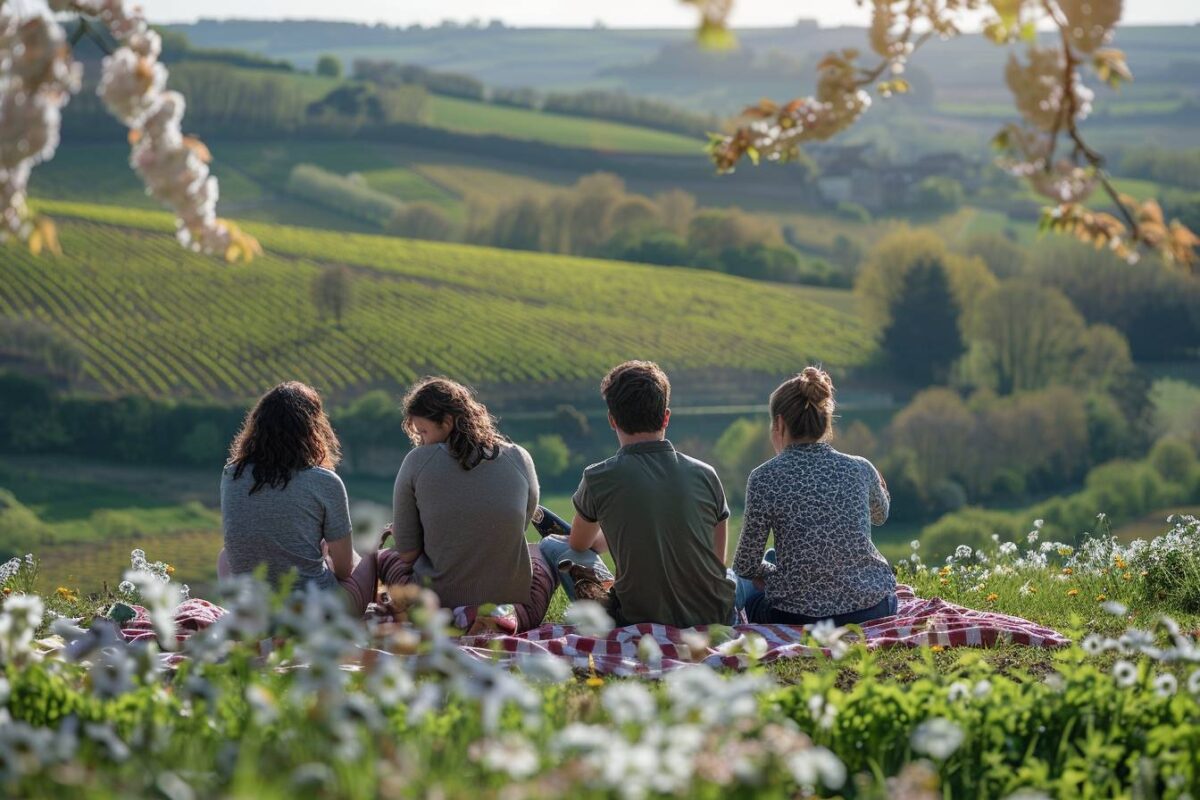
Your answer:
[973,679,992,698]
[947,681,969,702]
[911,717,964,760]
[585,675,604,688]
[1154,673,1178,698]
[1058,546,1074,557]
[1061,567,1073,576]
[1082,635,1106,656]
[807,693,838,729]
[1096,594,1107,603]
[938,566,951,577]
[166,565,175,575]
[939,578,949,586]
[910,540,920,551]
[930,645,944,653]
[602,682,657,726]
[1112,660,1138,688]
[1067,589,1079,597]
[1122,572,1133,582]
[986,593,999,603]
[999,542,1018,557]
[123,570,181,650]
[367,654,416,706]
[1019,581,1037,596]
[515,652,572,685]
[0,594,44,664]
[953,545,973,562]
[809,620,851,660]
[245,685,279,726]
[471,733,540,779]
[565,600,614,637]
[1188,670,1200,695]
[638,634,664,670]
[90,646,136,699]
[1101,600,1127,615]
[787,746,846,790]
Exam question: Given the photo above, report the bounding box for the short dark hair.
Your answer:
[600,360,670,434]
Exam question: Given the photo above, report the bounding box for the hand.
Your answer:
[753,577,766,591]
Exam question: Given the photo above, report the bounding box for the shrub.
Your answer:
[1130,515,1200,612]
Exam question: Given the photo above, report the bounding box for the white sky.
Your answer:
[141,1,1200,28]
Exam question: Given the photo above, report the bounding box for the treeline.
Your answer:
[156,28,296,72]
[1119,147,1200,190]
[64,64,431,139]
[351,59,718,137]
[465,174,848,286]
[921,437,1200,559]
[286,164,454,238]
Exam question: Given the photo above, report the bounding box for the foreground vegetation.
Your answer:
[4,516,1200,798]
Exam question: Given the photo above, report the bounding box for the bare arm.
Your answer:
[325,536,358,581]
[568,513,603,553]
[713,518,728,566]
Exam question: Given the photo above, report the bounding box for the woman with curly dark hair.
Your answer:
[382,376,551,634]
[217,381,380,614]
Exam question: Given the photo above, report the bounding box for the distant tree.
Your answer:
[878,256,964,385]
[553,405,592,444]
[688,207,782,253]
[524,435,571,478]
[392,203,455,241]
[855,227,996,343]
[964,233,1027,279]
[654,190,697,238]
[176,421,225,465]
[712,418,772,504]
[312,266,353,327]
[315,54,342,78]
[913,176,963,214]
[836,420,877,459]
[831,234,864,272]
[965,282,1087,395]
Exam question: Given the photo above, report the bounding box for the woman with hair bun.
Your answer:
[731,367,897,626]
[381,376,552,633]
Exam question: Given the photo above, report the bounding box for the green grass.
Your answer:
[426,95,704,155]
[8,200,869,403]
[359,167,459,208]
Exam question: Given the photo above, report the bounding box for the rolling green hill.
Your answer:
[1,200,870,403]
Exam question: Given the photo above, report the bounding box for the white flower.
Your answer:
[1082,635,1107,656]
[516,652,572,684]
[0,594,44,664]
[637,634,664,669]
[90,646,136,699]
[472,733,540,779]
[1154,673,1178,698]
[602,682,657,726]
[1187,670,1200,695]
[564,600,614,637]
[947,681,969,702]
[954,545,973,562]
[910,540,920,551]
[973,679,992,698]
[787,746,846,790]
[123,569,181,650]
[1102,601,1128,617]
[1112,660,1138,688]
[367,654,416,706]
[999,542,1018,557]
[911,718,964,760]
[808,620,851,660]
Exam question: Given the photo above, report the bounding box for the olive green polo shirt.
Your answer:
[573,439,734,628]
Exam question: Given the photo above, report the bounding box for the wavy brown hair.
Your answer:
[228,381,342,493]
[769,366,836,443]
[402,377,502,470]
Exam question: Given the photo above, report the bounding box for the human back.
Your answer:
[393,439,536,607]
[389,376,540,612]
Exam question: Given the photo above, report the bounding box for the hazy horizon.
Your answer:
[142,1,1199,29]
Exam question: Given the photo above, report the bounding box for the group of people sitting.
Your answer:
[216,360,897,632]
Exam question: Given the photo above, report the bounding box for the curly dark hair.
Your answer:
[402,377,502,470]
[228,381,342,493]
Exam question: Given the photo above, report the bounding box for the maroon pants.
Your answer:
[378,543,554,633]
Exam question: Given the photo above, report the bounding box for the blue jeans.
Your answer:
[738,548,899,626]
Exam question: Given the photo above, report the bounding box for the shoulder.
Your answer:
[832,448,879,477]
[581,452,623,482]
[500,442,537,475]
[399,444,444,474]
[748,453,785,482]
[676,450,721,481]
[301,465,347,491]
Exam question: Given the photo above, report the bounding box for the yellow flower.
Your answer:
[1114,557,1127,570]
[938,567,951,577]
[2,587,10,596]
[1061,567,1073,576]
[1122,572,1133,582]
[1096,594,1107,602]
[1067,588,1079,597]
[939,578,949,586]
[586,676,604,688]
[55,586,79,603]
[1057,547,1073,557]
[986,593,999,603]
[166,565,176,575]
[931,645,944,653]
[1140,571,1148,577]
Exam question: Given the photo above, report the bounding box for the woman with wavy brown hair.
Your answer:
[382,376,551,634]
[731,367,897,626]
[217,381,380,614]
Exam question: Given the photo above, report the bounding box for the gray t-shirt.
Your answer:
[573,439,735,628]
[221,464,352,591]
[392,442,538,609]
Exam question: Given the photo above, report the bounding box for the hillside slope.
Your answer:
[1,201,871,403]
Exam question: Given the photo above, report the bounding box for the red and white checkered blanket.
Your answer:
[454,585,1069,675]
[119,586,1068,675]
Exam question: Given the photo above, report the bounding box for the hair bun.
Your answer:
[798,366,833,404]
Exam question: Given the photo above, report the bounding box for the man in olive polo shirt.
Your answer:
[544,360,735,628]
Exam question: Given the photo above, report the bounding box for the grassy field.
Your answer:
[5,201,871,403]
[426,95,704,155]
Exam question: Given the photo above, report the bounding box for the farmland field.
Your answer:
[426,95,704,155]
[4,201,871,403]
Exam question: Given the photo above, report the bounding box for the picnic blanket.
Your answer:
[117,585,1068,675]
